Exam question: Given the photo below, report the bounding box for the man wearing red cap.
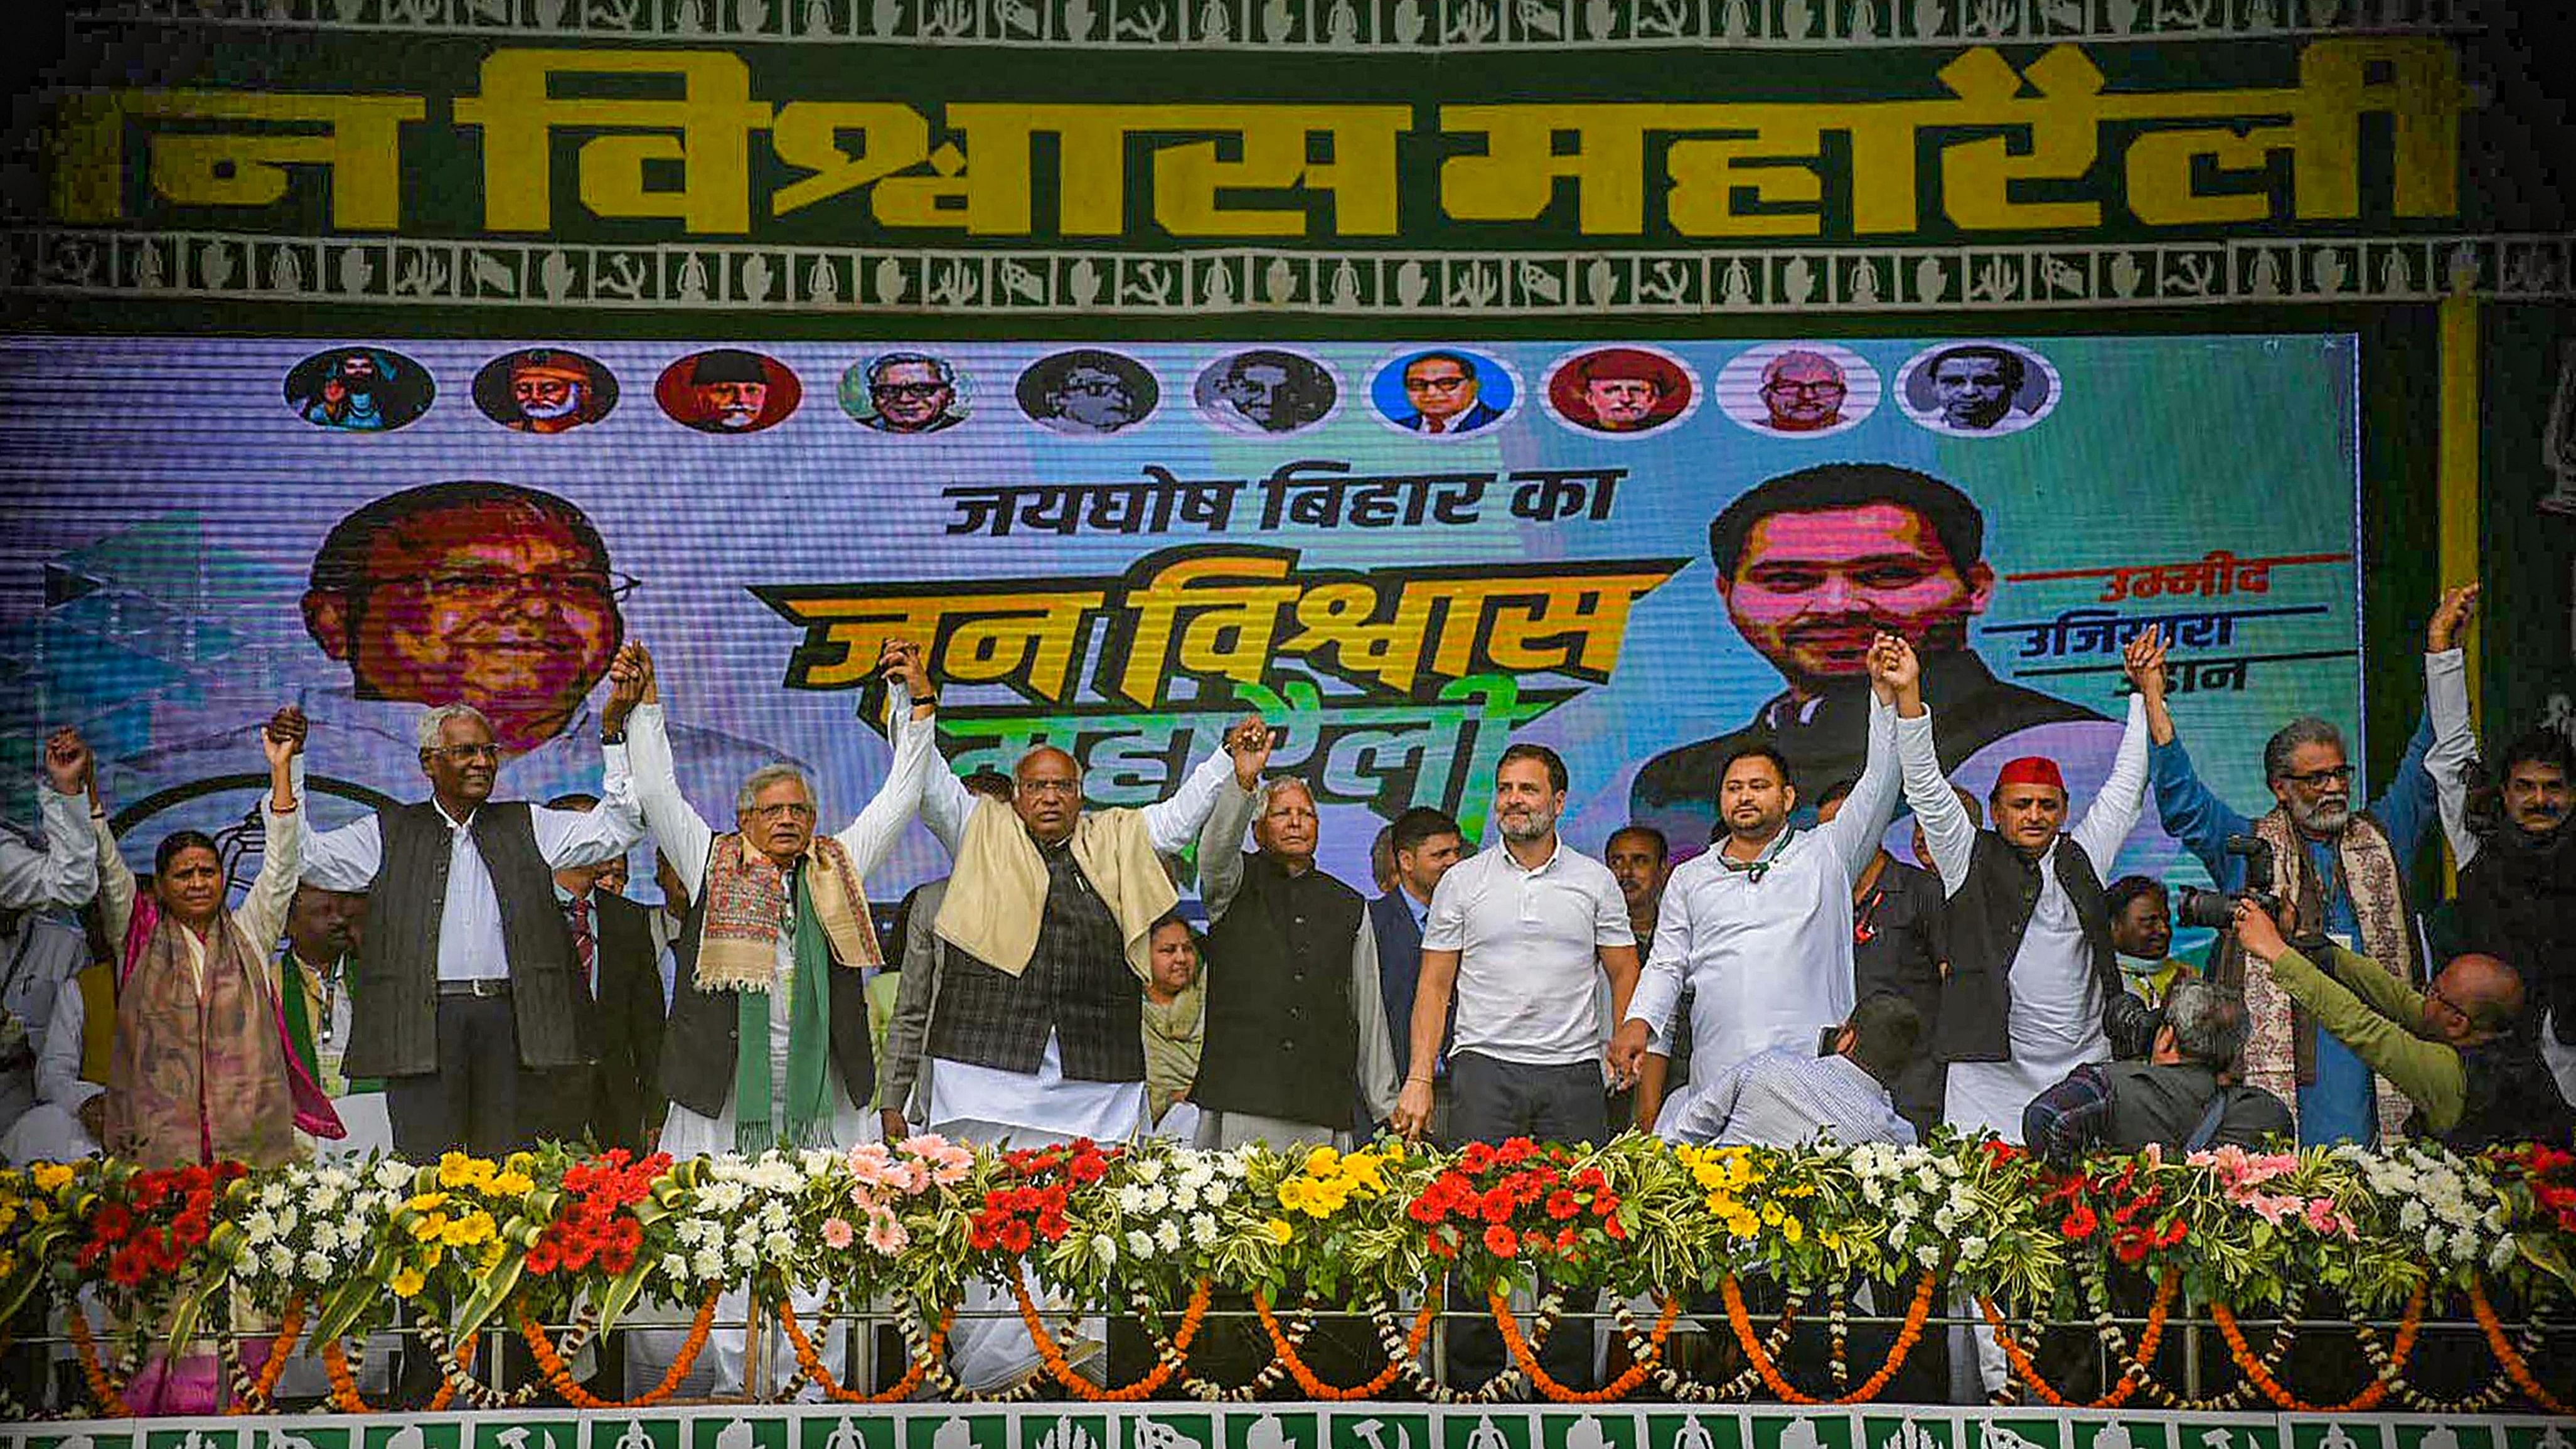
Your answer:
[1889,625,2161,1399]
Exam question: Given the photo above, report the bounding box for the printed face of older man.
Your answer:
[870,360,954,431]
[1583,373,1661,430]
[1403,356,1479,426]
[1051,365,1138,430]
[1760,351,1847,431]
[697,378,769,430]
[1932,353,2014,429]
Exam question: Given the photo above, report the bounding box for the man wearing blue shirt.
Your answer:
[2136,587,2479,1145]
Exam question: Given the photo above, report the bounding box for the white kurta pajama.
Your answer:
[1624,695,1904,1116]
[624,700,933,1398]
[1898,692,2149,1398]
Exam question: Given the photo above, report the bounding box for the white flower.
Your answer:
[275,1207,301,1237]
[1189,1212,1217,1246]
[699,1182,748,1214]
[1219,1153,1249,1179]
[728,1241,757,1268]
[374,1160,412,1190]
[259,1182,291,1211]
[1168,1180,1200,1212]
[1140,1184,1169,1214]
[1155,1221,1183,1254]
[2424,1228,2447,1258]
[1916,1245,1940,1268]
[2398,1200,2428,1232]
[675,1219,708,1247]
[1959,1236,1989,1261]
[692,1246,724,1279]
[748,1160,801,1193]
[662,1253,690,1280]
[1914,1167,1940,1192]
[299,1251,332,1280]
[267,1244,297,1278]
[1933,1206,1960,1232]
[2484,1203,2511,1232]
[1204,1181,1231,1207]
[763,1230,797,1259]
[311,1185,343,1214]
[1179,1161,1214,1191]
[2489,1236,2519,1271]
[757,1202,791,1234]
[1133,1157,1165,1183]
[1116,1184,1150,1215]
[801,1148,838,1178]
[311,1222,341,1254]
[1092,1233,1118,1266]
[243,1209,279,1245]
[1126,1230,1155,1259]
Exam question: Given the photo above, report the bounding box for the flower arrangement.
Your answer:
[1402,1137,1631,1291]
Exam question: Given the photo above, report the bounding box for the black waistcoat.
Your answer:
[1197,854,1369,1129]
[660,852,877,1121]
[927,842,1145,1083]
[1935,831,2119,1064]
[346,800,587,1077]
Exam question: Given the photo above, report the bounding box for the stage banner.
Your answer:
[0,331,2359,901]
[18,11,2576,316]
[3,1403,2572,1449]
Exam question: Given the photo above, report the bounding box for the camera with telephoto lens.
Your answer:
[2172,833,2282,930]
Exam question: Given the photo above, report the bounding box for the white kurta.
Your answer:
[1625,696,1902,1113]
[1898,693,2151,1142]
[626,702,932,1157]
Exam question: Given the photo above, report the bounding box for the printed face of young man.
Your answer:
[1718,502,1994,695]
[1932,353,2014,429]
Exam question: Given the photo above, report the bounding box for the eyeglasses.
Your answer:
[1018,779,1082,798]
[1763,380,1847,398]
[747,801,816,821]
[872,381,949,400]
[2280,764,2356,788]
[425,743,503,763]
[366,570,641,610]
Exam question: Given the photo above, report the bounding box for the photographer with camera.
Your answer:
[2021,978,2290,1165]
[2228,894,2570,1148]
[2140,585,2480,1145]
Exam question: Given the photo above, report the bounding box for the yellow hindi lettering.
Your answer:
[1664,110,1829,238]
[769,102,933,217]
[1440,105,1657,234]
[1114,552,1303,706]
[51,89,424,229]
[1928,47,2107,232]
[1153,106,1408,237]
[454,50,771,235]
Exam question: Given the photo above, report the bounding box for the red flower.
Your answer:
[107,1246,149,1287]
[2155,1216,2188,1247]
[1546,1190,1581,1221]
[92,1205,132,1243]
[1603,1215,1627,1241]
[525,1240,563,1276]
[969,1221,998,1251]
[1483,1224,1518,1256]
[1406,1195,1443,1224]
[1591,1191,1621,1218]
[2112,1226,2152,1264]
[1479,1188,1515,1225]
[1573,1167,1608,1191]
[2060,1203,2098,1239]
[1460,1143,1496,1174]
[1000,1220,1033,1254]
[1555,1226,1578,1250]
[1981,1140,2021,1167]
[1497,1138,1534,1166]
[1068,1153,1108,1186]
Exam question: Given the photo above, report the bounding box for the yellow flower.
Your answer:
[491,1170,535,1197]
[1266,1218,1293,1245]
[1303,1147,1340,1177]
[410,1214,448,1242]
[390,1268,425,1298]
[438,1153,496,1191]
[439,1211,496,1248]
[1760,1202,1783,1226]
[29,1163,73,1194]
[420,1243,445,1269]
[1780,1217,1804,1245]
[1726,1211,1760,1238]
[505,1151,536,1176]
[405,1191,450,1214]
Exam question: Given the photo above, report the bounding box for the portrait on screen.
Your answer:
[1628,461,2109,853]
[1545,346,1697,437]
[1713,341,1880,439]
[1192,349,1339,436]
[470,347,619,434]
[656,348,802,434]
[840,352,970,435]
[1371,348,1515,437]
[282,347,434,432]
[1897,341,2060,437]
[1017,350,1160,436]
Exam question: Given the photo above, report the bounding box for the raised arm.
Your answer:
[2410,585,2481,863]
[90,805,136,948]
[832,666,941,881]
[1195,774,1259,923]
[1141,717,1269,855]
[2143,643,2253,879]
[614,644,717,903]
[1819,642,1905,877]
[2068,631,2158,871]
[234,707,308,957]
[0,729,99,912]
[1888,636,1975,894]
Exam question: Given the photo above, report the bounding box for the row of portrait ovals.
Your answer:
[284,340,2069,440]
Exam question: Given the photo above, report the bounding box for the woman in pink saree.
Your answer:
[90,705,339,1410]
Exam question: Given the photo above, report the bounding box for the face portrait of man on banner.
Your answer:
[657,349,801,434]
[1018,349,1158,435]
[283,347,433,432]
[1628,462,2108,854]
[471,347,619,434]
[843,352,969,434]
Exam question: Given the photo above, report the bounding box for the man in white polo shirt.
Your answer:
[1392,740,1640,1390]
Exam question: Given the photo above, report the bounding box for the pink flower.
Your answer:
[865,1208,909,1255]
[907,1135,975,1186]
[2303,1196,2353,1237]
[847,1142,902,1189]
[821,1216,856,1249]
[2245,1192,2301,1226]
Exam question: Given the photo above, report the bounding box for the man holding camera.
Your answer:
[2228,897,2570,1148]
[2021,979,2292,1165]
[2139,586,2480,1145]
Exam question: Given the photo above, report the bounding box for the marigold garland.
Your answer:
[2208,1284,2424,1414]
[220,1293,307,1413]
[63,1305,134,1417]
[1719,1274,1938,1406]
[1253,1290,1437,1400]
[321,1336,375,1413]
[1490,1288,1677,1403]
[2471,1277,2574,1416]
[776,1293,950,1403]
[1010,1275,1210,1401]
[517,1288,723,1409]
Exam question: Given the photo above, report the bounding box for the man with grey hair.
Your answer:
[856,352,966,434]
[301,690,648,1157]
[1192,774,1401,1148]
[2140,585,2480,1145]
[2020,978,2294,1165]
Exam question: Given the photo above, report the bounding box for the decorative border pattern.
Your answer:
[68,0,2481,51]
[7,229,2569,313]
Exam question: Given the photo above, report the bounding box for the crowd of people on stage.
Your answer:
[4,575,2573,1401]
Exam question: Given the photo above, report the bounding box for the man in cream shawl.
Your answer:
[885,641,1268,1389]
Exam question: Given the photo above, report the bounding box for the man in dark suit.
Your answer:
[542,793,665,1152]
[1630,463,2106,857]
[1394,352,1504,435]
[1365,806,1465,1138]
